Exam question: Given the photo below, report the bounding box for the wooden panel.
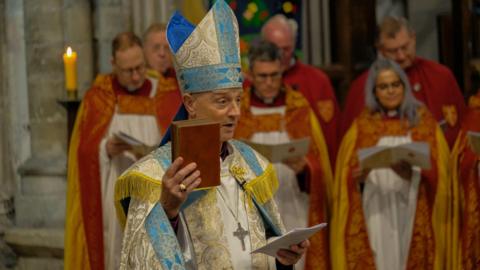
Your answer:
[329,0,376,106]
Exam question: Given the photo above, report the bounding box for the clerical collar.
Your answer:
[112,76,152,97]
[382,109,400,119]
[250,87,286,107]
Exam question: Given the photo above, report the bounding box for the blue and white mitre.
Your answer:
[166,0,243,94]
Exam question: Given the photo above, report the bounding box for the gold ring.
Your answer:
[179,183,187,192]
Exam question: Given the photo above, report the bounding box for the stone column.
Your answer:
[408,0,451,61]
[24,0,67,157]
[302,0,331,66]
[1,0,17,267]
[95,0,131,73]
[131,0,175,36]
[63,0,94,96]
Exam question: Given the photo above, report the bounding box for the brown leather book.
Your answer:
[171,119,221,189]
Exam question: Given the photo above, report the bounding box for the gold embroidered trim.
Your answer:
[241,163,279,205]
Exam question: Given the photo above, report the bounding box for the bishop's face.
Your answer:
[185,88,243,143]
[374,69,405,111]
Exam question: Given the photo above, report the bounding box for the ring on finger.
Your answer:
[179,183,187,192]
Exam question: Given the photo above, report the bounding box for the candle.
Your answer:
[63,47,77,91]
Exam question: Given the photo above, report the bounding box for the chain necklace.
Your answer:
[216,184,249,251]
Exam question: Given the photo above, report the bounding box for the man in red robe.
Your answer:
[235,40,333,270]
[341,16,466,147]
[143,22,179,88]
[64,32,181,270]
[451,91,480,269]
[260,14,340,164]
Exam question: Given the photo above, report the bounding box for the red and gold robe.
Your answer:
[331,107,460,270]
[244,60,340,165]
[234,86,333,270]
[451,92,480,269]
[341,57,466,148]
[64,73,181,270]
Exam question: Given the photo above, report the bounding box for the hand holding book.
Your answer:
[171,119,221,189]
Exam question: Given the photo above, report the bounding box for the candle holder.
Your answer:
[66,89,78,100]
[57,90,81,147]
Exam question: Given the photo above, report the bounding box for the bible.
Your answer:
[171,119,221,189]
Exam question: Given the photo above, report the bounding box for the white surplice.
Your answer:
[362,135,421,270]
[249,105,309,270]
[98,79,161,270]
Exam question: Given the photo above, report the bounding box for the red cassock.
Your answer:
[341,57,466,148]
[245,60,341,164]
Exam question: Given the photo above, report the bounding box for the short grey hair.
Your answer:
[261,14,298,44]
[365,58,422,126]
[376,16,415,47]
[248,40,282,70]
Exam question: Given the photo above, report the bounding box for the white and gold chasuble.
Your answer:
[116,140,285,270]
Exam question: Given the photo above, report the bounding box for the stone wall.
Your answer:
[24,0,67,157]
[408,0,451,61]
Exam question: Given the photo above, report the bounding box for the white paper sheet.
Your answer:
[241,138,310,163]
[357,142,431,170]
[251,223,327,257]
[114,131,156,156]
[468,131,480,155]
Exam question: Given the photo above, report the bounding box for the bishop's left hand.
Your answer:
[276,240,310,266]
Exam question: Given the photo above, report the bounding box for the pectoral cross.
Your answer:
[233,222,249,251]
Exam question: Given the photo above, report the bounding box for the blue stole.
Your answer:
[144,140,280,269]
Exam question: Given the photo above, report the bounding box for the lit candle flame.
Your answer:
[66,47,72,57]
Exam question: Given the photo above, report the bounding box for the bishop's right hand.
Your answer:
[160,157,202,219]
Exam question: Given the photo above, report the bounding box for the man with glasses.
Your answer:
[261,15,340,166]
[341,16,466,147]
[235,40,333,270]
[65,32,174,270]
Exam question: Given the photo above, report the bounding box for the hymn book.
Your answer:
[114,131,157,157]
[357,142,431,170]
[241,138,310,163]
[171,119,221,189]
[468,131,480,155]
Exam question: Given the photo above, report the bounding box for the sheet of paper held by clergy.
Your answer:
[251,223,327,257]
[357,142,431,170]
[468,131,480,155]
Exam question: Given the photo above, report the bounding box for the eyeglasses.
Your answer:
[253,71,282,82]
[117,63,146,77]
[375,80,403,91]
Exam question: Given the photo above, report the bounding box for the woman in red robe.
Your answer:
[331,58,460,269]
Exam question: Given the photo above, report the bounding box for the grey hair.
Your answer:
[248,40,282,70]
[261,14,298,43]
[365,58,423,126]
[376,16,415,47]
